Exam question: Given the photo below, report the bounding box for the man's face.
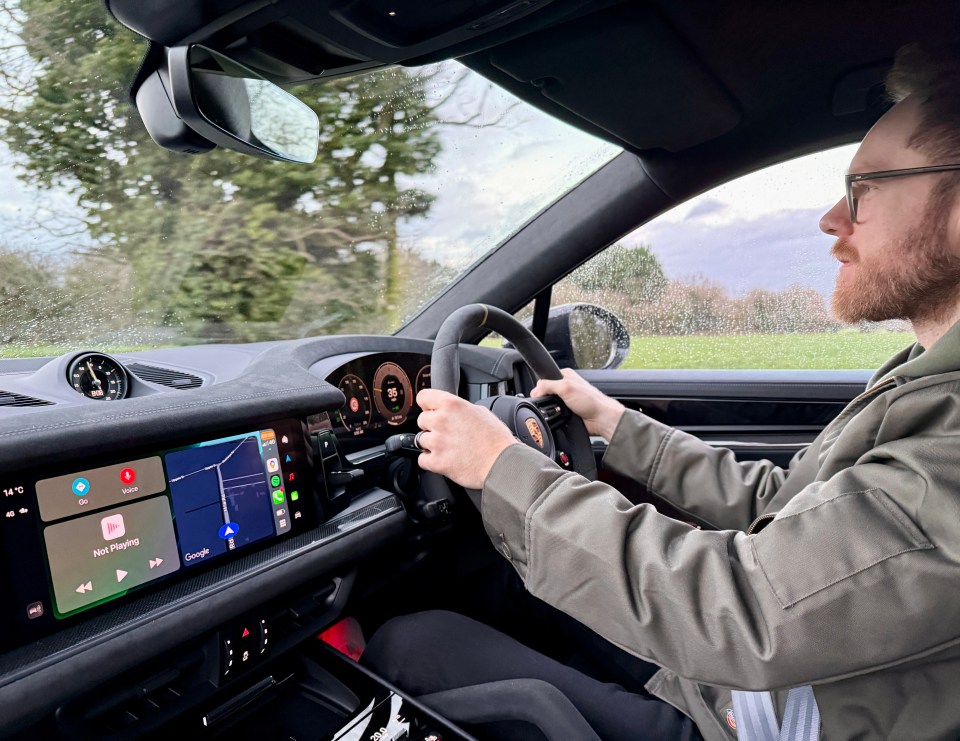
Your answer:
[819,96,960,326]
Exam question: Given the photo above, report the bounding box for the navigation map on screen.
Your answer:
[165,430,288,567]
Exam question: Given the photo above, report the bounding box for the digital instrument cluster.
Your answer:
[327,353,431,439]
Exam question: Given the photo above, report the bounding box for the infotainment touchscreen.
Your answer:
[11,421,313,620]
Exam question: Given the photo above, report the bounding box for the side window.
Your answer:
[554,145,913,370]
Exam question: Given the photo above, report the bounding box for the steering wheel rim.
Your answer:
[422,303,597,510]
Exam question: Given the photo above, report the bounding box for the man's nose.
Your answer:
[819,197,853,237]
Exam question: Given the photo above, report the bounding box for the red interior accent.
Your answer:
[320,617,365,661]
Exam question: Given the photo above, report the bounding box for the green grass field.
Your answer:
[0,344,163,359]
[622,331,914,369]
[484,331,915,370]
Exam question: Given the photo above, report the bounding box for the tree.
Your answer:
[0,0,442,342]
[569,243,667,300]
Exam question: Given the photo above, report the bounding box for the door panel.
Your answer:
[580,368,870,522]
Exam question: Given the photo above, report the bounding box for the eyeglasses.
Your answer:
[845,164,960,222]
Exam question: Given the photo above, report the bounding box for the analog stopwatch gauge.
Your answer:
[67,353,129,400]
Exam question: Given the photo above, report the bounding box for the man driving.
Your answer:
[363,45,960,740]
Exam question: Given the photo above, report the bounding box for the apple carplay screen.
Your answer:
[0,419,316,649]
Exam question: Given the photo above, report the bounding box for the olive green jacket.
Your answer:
[481,321,960,740]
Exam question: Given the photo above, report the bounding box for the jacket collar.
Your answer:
[869,317,960,386]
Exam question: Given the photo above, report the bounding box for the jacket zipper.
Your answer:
[746,513,775,535]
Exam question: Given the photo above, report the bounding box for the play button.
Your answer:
[116,569,128,583]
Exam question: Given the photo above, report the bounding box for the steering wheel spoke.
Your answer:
[530,394,570,431]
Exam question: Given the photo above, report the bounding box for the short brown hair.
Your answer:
[885,44,960,165]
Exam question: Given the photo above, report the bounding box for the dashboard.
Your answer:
[0,335,525,737]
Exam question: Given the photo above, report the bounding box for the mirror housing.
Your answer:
[134,45,319,163]
[515,303,630,370]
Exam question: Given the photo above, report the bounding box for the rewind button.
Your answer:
[75,581,93,594]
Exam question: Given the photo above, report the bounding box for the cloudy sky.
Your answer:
[399,61,859,299]
[626,145,857,297]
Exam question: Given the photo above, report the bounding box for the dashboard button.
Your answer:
[259,619,269,654]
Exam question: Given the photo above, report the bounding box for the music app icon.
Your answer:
[101,514,126,541]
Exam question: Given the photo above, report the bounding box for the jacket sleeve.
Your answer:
[480,389,960,690]
[601,409,804,531]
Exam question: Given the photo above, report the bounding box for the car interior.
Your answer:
[1,0,959,739]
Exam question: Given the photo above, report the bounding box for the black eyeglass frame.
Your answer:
[845,164,960,222]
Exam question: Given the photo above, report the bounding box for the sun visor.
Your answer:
[486,5,740,152]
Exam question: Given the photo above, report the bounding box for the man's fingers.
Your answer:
[532,378,563,398]
[417,450,436,472]
[417,410,437,431]
[417,387,457,411]
[416,430,435,452]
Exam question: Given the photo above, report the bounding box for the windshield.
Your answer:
[0,2,619,357]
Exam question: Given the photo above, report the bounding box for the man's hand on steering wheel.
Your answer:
[531,368,626,442]
[418,303,598,507]
[416,388,518,490]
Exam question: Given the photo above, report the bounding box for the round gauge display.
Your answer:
[415,365,431,400]
[373,362,413,425]
[337,374,372,435]
[67,353,129,401]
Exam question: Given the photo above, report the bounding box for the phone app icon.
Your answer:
[101,514,125,541]
[266,458,279,472]
[272,490,285,505]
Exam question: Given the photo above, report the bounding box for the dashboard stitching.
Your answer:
[0,384,331,438]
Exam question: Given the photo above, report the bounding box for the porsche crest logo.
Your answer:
[525,418,544,448]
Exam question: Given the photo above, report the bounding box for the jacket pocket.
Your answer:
[752,488,933,608]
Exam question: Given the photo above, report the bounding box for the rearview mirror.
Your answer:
[135,45,319,163]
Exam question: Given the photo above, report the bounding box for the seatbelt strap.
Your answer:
[731,686,821,741]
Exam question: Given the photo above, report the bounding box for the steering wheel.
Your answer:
[422,303,597,510]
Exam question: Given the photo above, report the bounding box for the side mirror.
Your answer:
[134,45,319,163]
[519,303,630,370]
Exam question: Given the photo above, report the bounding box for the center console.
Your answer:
[187,641,470,741]
[47,574,472,741]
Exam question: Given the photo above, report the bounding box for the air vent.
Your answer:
[127,363,203,390]
[0,390,52,407]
